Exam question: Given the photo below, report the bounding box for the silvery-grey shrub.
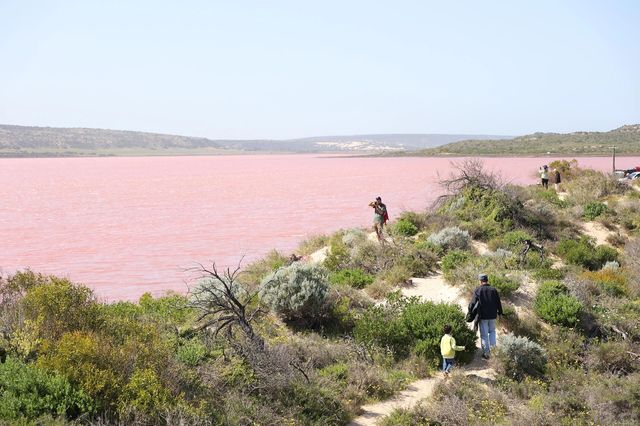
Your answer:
[427,226,470,251]
[259,263,329,320]
[497,333,547,381]
[602,260,620,271]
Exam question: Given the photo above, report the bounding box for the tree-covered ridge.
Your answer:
[1,161,639,425]
[413,124,640,155]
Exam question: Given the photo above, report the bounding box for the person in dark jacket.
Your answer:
[470,273,503,359]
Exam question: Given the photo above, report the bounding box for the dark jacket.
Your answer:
[471,284,503,320]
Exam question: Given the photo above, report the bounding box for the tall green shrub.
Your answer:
[354,299,476,364]
[0,357,94,421]
[534,281,582,327]
[556,237,618,270]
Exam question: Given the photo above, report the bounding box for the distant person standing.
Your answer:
[369,196,388,242]
[470,273,503,359]
[539,165,549,189]
[554,168,561,191]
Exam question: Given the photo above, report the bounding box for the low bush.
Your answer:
[426,226,470,251]
[440,249,469,274]
[496,334,547,381]
[488,229,532,251]
[541,328,585,369]
[606,233,628,248]
[324,239,350,272]
[586,340,640,376]
[532,267,566,281]
[392,218,419,237]
[341,228,367,246]
[329,268,374,289]
[583,201,609,220]
[488,273,520,297]
[354,298,476,364]
[581,269,628,297]
[0,357,95,421]
[259,263,329,321]
[565,169,626,205]
[297,234,330,256]
[534,281,582,327]
[556,237,618,270]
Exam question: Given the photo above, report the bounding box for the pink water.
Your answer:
[1,155,637,301]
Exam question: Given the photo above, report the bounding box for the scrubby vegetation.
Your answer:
[2,159,640,425]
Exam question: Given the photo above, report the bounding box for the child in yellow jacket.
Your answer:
[440,324,466,374]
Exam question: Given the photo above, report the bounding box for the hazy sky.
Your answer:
[1,1,638,139]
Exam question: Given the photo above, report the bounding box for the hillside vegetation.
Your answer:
[413,124,640,156]
[1,161,640,425]
[0,124,505,157]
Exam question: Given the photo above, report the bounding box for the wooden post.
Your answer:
[612,146,616,173]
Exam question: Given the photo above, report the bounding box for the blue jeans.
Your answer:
[442,357,454,373]
[479,319,497,354]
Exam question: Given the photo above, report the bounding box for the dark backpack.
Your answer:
[465,299,480,323]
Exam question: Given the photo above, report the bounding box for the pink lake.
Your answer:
[1,155,637,301]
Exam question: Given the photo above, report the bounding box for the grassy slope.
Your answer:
[411,124,640,156]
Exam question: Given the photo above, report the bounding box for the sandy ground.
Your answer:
[581,221,614,247]
[402,275,467,312]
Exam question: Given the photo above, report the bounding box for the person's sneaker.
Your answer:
[481,352,490,360]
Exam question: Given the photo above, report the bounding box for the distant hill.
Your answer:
[412,125,640,156]
[0,124,508,157]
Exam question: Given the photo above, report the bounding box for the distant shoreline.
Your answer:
[2,151,640,159]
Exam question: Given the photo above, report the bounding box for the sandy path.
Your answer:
[581,221,614,247]
[403,275,467,312]
[310,236,496,425]
[349,268,497,426]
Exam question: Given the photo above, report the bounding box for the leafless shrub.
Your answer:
[188,261,309,389]
[439,158,505,194]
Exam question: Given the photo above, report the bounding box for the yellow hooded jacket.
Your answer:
[440,334,465,359]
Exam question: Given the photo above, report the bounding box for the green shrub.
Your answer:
[379,264,412,286]
[353,302,412,358]
[557,237,618,270]
[441,249,470,274]
[393,218,419,237]
[119,368,170,416]
[583,201,609,220]
[324,239,350,272]
[489,230,533,251]
[0,357,95,421]
[259,263,329,321]
[496,334,547,381]
[532,267,566,281]
[534,188,567,207]
[176,339,208,366]
[534,281,582,327]
[284,382,350,425]
[488,274,520,297]
[354,298,476,364]
[329,268,374,289]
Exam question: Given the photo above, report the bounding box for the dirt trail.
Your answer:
[349,267,496,426]
[308,235,496,425]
